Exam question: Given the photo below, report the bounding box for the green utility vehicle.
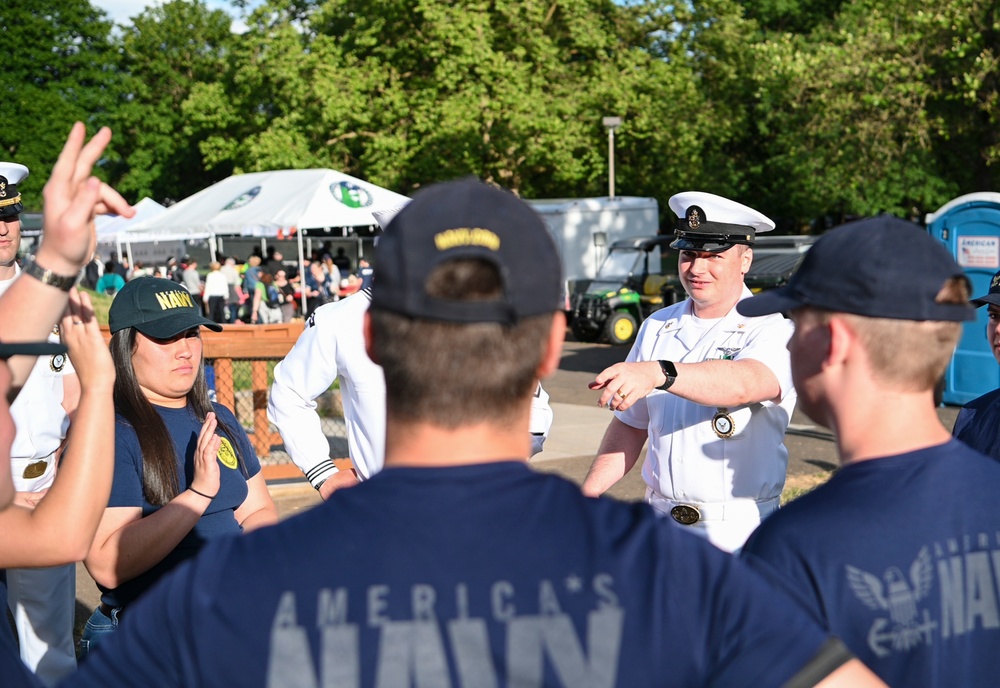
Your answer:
[568,236,681,345]
[568,234,817,346]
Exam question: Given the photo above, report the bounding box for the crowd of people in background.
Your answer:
[77,243,375,326]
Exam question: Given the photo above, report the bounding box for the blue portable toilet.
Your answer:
[926,192,1000,405]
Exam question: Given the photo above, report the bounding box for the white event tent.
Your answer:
[95,197,169,264]
[125,169,411,310]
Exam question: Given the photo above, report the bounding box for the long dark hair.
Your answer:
[110,328,248,506]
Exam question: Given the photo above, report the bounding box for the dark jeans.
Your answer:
[78,605,121,660]
[207,296,226,324]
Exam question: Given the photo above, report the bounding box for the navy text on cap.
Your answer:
[370,179,562,325]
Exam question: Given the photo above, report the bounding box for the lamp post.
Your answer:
[602,116,622,198]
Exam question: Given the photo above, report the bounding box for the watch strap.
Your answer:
[21,259,79,292]
[657,360,677,390]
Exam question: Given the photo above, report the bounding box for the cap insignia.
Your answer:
[434,227,500,252]
[154,290,196,311]
[992,274,1000,289]
[686,206,703,230]
[0,178,6,198]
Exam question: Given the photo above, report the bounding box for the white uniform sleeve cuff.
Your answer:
[305,460,339,489]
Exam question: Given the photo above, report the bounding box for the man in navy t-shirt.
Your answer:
[739,217,1000,686]
[66,181,881,687]
[952,267,1000,461]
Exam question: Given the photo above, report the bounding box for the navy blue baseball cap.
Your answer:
[370,178,562,324]
[109,277,223,338]
[970,270,1000,308]
[737,216,975,322]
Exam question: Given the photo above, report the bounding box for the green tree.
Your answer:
[737,0,847,34]
[0,0,120,210]
[743,0,971,224]
[107,0,235,204]
[182,0,721,208]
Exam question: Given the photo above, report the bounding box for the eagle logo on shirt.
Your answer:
[846,546,937,656]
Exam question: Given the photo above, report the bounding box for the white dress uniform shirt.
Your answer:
[0,266,78,685]
[268,289,554,490]
[617,287,796,552]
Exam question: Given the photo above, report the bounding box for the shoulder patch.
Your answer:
[217,437,238,470]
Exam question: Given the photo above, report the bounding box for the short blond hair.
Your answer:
[812,276,968,391]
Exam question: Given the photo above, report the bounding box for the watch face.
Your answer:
[658,360,678,390]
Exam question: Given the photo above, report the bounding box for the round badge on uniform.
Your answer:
[50,353,66,372]
[712,408,735,438]
[217,437,238,470]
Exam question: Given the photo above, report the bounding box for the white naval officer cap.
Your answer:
[668,191,775,253]
[0,162,29,220]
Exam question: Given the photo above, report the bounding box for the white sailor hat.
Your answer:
[668,191,775,253]
[0,162,29,220]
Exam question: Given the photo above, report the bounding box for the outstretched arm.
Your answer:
[590,358,781,412]
[0,290,117,566]
[0,124,133,390]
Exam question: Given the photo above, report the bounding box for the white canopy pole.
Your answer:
[297,229,307,314]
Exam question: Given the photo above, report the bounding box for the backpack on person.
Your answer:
[266,283,281,308]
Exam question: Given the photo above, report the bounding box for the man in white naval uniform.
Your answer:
[582,192,796,553]
[268,287,554,498]
[0,162,79,685]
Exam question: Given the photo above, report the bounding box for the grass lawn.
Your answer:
[780,471,834,505]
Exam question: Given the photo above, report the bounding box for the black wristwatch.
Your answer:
[657,360,678,390]
[21,258,79,292]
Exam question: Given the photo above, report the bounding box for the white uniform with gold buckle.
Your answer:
[1,268,78,685]
[617,289,796,553]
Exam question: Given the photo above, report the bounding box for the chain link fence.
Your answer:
[206,357,347,476]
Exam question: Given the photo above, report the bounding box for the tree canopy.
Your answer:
[2,0,997,228]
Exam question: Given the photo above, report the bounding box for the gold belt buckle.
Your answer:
[22,460,48,480]
[670,504,701,525]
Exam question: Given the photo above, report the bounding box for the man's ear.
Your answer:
[740,246,753,276]
[538,312,566,380]
[825,315,854,368]
[363,311,379,365]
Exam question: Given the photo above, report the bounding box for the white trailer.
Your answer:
[525,196,661,282]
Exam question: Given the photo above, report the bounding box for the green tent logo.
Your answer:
[223,186,261,211]
[331,182,373,209]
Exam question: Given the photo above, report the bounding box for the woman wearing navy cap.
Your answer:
[80,277,278,656]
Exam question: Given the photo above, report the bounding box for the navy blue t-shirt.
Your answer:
[102,402,260,608]
[69,462,839,687]
[953,387,1000,463]
[743,440,1000,686]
